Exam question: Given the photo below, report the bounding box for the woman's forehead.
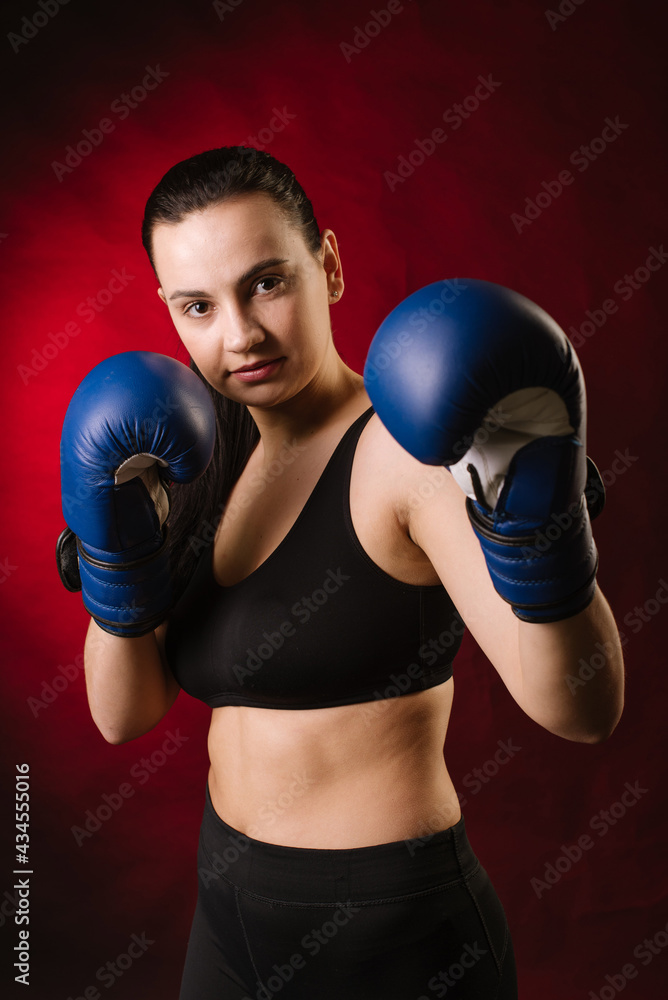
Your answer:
[173,191,289,235]
[153,196,304,278]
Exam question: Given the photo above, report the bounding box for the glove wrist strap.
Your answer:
[75,529,172,637]
[466,496,598,623]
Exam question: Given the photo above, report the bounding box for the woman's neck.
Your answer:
[247,355,369,463]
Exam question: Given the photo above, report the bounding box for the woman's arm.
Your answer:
[395,440,625,744]
[514,584,624,742]
[83,618,180,745]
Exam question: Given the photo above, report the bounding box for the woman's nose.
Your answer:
[220,302,265,354]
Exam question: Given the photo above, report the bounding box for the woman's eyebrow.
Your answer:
[168,257,290,301]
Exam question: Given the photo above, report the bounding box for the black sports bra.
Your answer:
[164,406,464,709]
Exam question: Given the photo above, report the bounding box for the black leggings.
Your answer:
[179,782,518,999]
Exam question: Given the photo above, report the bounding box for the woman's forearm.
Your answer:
[517,585,625,743]
[83,618,180,744]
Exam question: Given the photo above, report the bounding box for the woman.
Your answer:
[80,146,625,998]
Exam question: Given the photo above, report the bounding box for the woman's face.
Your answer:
[152,191,342,407]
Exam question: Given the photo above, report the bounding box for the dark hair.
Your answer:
[141,146,323,594]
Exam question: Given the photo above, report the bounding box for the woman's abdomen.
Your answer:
[206,679,461,849]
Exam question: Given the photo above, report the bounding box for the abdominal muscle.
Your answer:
[206,679,462,849]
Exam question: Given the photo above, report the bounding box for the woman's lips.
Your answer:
[230,358,284,382]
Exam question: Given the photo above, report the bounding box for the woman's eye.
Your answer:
[184,301,210,318]
[255,276,282,294]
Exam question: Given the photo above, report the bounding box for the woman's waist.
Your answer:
[207,683,454,767]
[206,751,462,849]
[198,776,475,903]
[206,686,458,847]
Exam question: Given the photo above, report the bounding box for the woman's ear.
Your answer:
[320,229,344,300]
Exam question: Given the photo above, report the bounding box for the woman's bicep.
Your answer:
[403,465,525,701]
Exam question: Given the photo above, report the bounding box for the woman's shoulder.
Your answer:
[359,409,461,495]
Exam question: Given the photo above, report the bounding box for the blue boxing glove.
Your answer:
[363,279,603,624]
[58,351,216,637]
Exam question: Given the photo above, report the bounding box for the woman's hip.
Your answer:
[179,779,518,999]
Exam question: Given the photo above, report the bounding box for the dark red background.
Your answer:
[1,0,667,996]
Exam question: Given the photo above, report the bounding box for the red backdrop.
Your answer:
[1,0,667,997]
